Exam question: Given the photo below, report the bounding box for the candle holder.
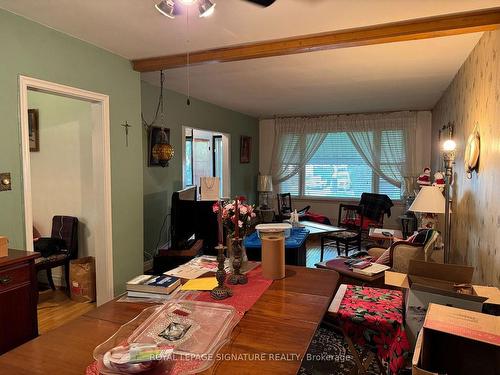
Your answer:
[210,245,233,300]
[228,237,248,285]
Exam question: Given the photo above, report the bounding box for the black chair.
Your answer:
[320,204,364,260]
[276,193,310,222]
[35,216,78,292]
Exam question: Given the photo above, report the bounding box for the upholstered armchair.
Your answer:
[368,231,443,273]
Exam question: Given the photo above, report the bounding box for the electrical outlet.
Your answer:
[0,173,12,191]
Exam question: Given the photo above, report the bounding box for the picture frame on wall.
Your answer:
[240,136,251,164]
[28,109,39,152]
[148,126,171,167]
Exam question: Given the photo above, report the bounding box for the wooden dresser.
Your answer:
[0,250,39,354]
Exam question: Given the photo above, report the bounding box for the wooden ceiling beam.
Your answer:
[132,7,500,72]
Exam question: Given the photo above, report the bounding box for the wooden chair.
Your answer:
[276,192,310,222]
[35,216,78,292]
[320,204,364,260]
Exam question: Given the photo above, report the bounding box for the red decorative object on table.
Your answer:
[335,285,410,374]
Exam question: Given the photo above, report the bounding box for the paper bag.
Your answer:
[69,256,96,303]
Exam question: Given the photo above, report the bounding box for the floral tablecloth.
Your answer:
[335,285,410,374]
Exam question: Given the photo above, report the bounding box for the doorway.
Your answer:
[182,127,230,198]
[19,76,113,308]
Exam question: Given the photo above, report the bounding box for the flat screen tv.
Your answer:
[170,186,197,249]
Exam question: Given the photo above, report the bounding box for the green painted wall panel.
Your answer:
[141,81,259,258]
[0,10,143,295]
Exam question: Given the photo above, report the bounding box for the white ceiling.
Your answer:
[1,0,499,117]
[143,33,483,117]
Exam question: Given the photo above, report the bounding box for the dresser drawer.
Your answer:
[0,263,30,291]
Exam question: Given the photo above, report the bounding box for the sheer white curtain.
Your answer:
[270,111,418,188]
[345,111,418,188]
[270,117,326,184]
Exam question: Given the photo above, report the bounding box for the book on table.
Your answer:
[126,274,180,295]
[127,290,176,300]
[352,263,390,276]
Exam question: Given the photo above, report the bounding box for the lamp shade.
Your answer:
[409,186,446,214]
[257,175,273,192]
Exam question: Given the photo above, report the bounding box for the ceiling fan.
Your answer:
[155,0,276,19]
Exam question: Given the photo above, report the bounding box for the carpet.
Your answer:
[299,324,382,375]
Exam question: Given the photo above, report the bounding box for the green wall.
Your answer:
[141,81,259,259]
[0,10,143,295]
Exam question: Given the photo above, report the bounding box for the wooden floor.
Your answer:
[37,289,96,334]
[306,239,339,267]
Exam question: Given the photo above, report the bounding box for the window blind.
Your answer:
[280,130,404,200]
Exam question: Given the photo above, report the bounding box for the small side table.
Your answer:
[315,258,385,287]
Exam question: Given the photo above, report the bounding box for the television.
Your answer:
[170,186,197,249]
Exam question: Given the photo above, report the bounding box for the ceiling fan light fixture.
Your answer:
[198,0,215,18]
[179,0,197,5]
[155,0,176,19]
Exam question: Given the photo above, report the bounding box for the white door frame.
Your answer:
[181,126,231,198]
[19,75,114,305]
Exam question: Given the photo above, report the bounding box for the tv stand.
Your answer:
[153,239,203,274]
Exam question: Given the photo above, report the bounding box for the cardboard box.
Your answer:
[412,303,500,375]
[385,260,500,347]
[0,236,8,257]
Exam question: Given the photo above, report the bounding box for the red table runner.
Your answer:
[193,266,272,317]
[335,285,410,374]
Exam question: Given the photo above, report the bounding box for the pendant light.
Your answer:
[198,0,215,17]
[155,0,175,18]
[142,71,175,168]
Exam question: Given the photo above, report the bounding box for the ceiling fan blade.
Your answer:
[243,0,276,7]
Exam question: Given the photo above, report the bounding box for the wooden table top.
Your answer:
[0,249,40,267]
[0,266,339,375]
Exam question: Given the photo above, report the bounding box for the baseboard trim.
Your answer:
[144,259,153,272]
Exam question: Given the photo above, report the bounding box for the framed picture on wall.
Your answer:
[28,109,39,152]
[148,126,171,167]
[240,136,251,164]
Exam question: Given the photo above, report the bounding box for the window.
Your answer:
[184,137,193,186]
[280,130,404,200]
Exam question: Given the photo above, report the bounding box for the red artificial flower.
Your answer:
[373,331,391,358]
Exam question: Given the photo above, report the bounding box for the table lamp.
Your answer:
[257,174,273,209]
[408,186,446,230]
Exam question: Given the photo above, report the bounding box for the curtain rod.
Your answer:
[261,109,421,121]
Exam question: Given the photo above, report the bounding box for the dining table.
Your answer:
[0,265,340,375]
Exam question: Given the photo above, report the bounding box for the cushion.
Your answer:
[332,231,359,239]
[35,253,68,265]
[374,247,391,266]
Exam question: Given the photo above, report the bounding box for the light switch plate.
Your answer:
[0,173,12,191]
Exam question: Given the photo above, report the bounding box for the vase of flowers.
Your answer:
[213,197,256,282]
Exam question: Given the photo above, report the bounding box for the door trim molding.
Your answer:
[18,75,114,305]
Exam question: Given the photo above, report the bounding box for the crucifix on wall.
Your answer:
[121,121,132,147]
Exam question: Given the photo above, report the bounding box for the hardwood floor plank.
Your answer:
[37,289,96,334]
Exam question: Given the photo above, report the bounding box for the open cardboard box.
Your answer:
[412,303,500,375]
[385,260,500,347]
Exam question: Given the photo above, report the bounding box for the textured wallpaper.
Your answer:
[432,30,500,286]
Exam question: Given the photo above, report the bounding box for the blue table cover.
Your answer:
[243,227,310,250]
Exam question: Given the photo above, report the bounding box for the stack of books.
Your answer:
[126,274,181,300]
